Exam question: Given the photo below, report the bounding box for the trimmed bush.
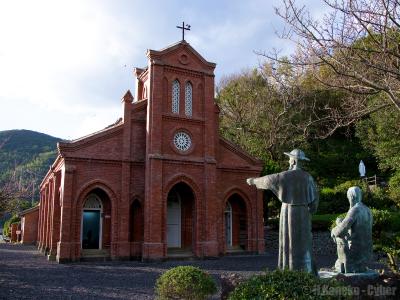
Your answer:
[318,187,349,214]
[155,266,217,300]
[329,209,400,236]
[364,186,396,210]
[312,214,340,231]
[318,179,397,214]
[228,269,351,300]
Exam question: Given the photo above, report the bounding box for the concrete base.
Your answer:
[319,269,379,279]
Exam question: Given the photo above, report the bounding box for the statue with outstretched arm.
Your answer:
[247,149,319,275]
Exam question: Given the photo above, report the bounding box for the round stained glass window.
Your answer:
[173,132,192,152]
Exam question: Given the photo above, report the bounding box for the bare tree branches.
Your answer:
[259,0,400,113]
[0,170,34,215]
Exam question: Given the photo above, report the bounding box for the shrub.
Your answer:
[3,215,20,237]
[318,187,348,214]
[312,214,341,231]
[389,171,400,208]
[364,186,396,210]
[329,209,400,237]
[155,266,217,300]
[318,179,397,214]
[371,209,391,237]
[379,232,400,274]
[228,269,351,300]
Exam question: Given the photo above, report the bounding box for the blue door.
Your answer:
[82,210,100,249]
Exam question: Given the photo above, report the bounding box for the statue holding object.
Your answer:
[331,186,373,274]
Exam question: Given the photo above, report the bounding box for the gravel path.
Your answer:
[0,241,336,300]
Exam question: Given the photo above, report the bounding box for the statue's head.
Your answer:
[284,149,310,170]
[347,186,362,207]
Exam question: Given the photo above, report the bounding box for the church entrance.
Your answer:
[226,194,248,251]
[80,188,112,252]
[130,199,144,257]
[82,194,102,249]
[225,202,232,247]
[167,182,195,252]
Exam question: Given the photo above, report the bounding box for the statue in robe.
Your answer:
[247,149,319,275]
[331,186,373,273]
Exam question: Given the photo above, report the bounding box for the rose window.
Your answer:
[173,132,192,152]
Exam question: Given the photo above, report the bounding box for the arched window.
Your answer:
[185,82,192,117]
[142,85,147,100]
[172,80,180,113]
[84,194,102,209]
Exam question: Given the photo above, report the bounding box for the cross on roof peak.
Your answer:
[176,22,191,41]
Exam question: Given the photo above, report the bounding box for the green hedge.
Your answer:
[269,214,340,231]
[228,269,351,300]
[155,266,217,300]
[329,209,400,236]
[318,180,396,214]
[318,180,361,214]
[312,214,340,231]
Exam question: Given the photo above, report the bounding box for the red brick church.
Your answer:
[37,40,265,262]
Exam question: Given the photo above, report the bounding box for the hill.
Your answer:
[0,130,62,203]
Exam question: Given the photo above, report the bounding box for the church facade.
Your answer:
[37,41,265,262]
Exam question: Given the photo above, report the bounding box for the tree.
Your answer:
[217,68,305,167]
[356,103,400,206]
[260,0,400,116]
[0,170,33,216]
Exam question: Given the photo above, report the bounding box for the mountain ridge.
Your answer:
[0,129,63,202]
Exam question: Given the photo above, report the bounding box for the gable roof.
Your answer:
[58,119,123,153]
[20,205,39,216]
[147,40,216,69]
[219,137,263,166]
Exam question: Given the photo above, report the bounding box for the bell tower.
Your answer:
[136,40,220,259]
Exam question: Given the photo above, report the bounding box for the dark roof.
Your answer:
[19,205,39,216]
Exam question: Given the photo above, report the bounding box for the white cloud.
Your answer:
[0,0,325,139]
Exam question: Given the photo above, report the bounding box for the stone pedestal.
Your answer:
[319,268,379,280]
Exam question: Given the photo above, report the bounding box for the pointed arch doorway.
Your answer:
[82,194,102,249]
[225,193,248,252]
[166,182,195,253]
[225,202,233,248]
[80,188,112,253]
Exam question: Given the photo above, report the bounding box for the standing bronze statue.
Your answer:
[247,149,319,275]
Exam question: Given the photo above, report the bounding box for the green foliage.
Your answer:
[356,106,400,173]
[365,186,396,210]
[371,209,392,237]
[389,171,400,207]
[317,179,395,214]
[312,214,341,231]
[318,180,360,214]
[155,266,217,300]
[318,187,347,214]
[356,106,400,208]
[216,66,330,166]
[380,233,400,274]
[3,214,20,237]
[329,209,400,236]
[0,129,61,209]
[228,269,351,300]
[306,137,376,188]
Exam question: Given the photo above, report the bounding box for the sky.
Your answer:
[0,0,323,140]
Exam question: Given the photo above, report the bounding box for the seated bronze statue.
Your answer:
[331,186,373,273]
